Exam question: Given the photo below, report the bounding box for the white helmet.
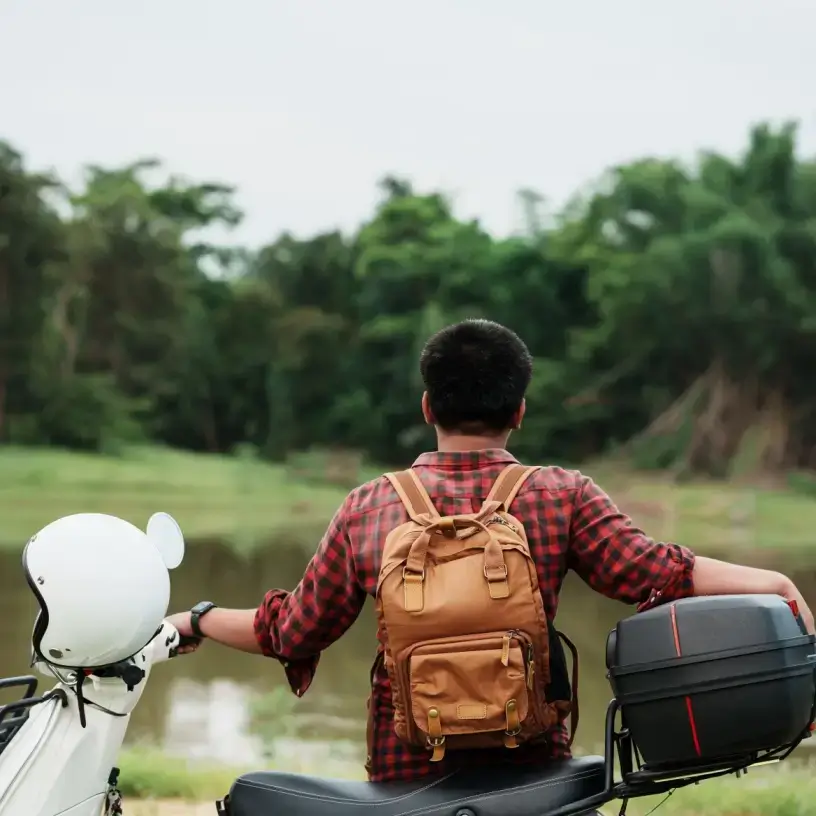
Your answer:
[23,512,185,670]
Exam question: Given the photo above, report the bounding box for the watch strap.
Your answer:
[190,601,217,638]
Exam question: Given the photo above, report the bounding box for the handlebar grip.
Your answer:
[169,635,202,658]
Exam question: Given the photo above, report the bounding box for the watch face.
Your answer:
[192,601,214,615]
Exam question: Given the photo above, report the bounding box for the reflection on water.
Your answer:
[1,538,815,771]
[162,678,262,765]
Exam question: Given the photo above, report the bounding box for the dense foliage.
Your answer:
[3,121,816,477]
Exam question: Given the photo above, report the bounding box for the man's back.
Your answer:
[339,449,694,782]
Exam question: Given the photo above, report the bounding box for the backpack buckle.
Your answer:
[484,564,508,580]
[504,699,522,749]
[484,562,510,599]
[402,567,425,612]
[426,735,446,761]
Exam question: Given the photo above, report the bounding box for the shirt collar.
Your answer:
[412,449,520,470]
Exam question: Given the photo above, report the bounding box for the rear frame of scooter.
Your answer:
[2,662,810,816]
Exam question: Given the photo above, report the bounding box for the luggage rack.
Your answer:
[548,698,813,816]
[606,698,809,799]
[0,675,68,758]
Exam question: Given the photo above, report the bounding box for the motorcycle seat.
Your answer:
[225,755,606,816]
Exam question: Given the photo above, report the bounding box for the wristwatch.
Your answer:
[190,601,218,638]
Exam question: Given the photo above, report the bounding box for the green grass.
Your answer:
[118,747,241,801]
[119,747,816,815]
[607,762,816,815]
[0,445,355,550]
[117,745,362,801]
[1,444,816,561]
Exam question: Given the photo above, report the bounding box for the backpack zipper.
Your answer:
[488,514,519,533]
[505,629,536,689]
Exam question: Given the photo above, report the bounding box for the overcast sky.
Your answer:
[3,0,815,247]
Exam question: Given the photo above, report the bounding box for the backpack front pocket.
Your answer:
[407,632,531,743]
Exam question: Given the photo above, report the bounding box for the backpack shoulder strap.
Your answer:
[384,469,440,523]
[485,463,540,510]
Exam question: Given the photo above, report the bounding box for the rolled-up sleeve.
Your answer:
[253,495,366,696]
[567,475,695,610]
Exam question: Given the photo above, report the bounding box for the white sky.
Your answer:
[2,0,816,247]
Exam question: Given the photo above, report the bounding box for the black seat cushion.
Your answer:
[226,755,606,816]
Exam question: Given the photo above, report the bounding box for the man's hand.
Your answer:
[780,580,815,635]
[165,611,201,654]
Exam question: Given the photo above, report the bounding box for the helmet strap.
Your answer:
[75,671,88,729]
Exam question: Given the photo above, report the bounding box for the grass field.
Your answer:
[117,748,245,802]
[2,444,816,561]
[119,746,359,813]
[613,762,816,815]
[118,747,816,815]
[0,445,357,550]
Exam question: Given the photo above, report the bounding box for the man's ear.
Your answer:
[513,399,526,430]
[421,392,434,426]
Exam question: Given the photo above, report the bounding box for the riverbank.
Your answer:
[0,445,354,550]
[2,444,816,561]
[117,748,816,816]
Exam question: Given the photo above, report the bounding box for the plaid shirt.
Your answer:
[254,449,695,782]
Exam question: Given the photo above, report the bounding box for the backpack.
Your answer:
[373,463,578,763]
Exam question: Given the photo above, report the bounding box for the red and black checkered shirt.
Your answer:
[254,449,695,782]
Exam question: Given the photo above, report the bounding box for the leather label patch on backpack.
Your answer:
[457,704,488,720]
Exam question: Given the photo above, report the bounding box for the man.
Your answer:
[168,318,814,782]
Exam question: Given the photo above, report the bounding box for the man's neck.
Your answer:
[436,434,510,453]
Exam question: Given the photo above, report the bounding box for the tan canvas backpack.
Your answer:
[373,463,577,763]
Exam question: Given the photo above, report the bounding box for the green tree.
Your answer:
[4,121,816,478]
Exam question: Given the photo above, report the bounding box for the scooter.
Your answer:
[0,621,185,816]
[0,513,810,816]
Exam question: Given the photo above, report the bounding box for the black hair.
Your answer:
[419,319,533,434]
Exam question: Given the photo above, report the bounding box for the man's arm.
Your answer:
[193,608,262,653]
[568,475,814,633]
[691,555,813,632]
[170,495,367,694]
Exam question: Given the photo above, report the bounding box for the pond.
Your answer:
[0,539,814,774]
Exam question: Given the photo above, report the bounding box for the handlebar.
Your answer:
[143,622,200,667]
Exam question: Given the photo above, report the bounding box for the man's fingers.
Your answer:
[799,611,813,634]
